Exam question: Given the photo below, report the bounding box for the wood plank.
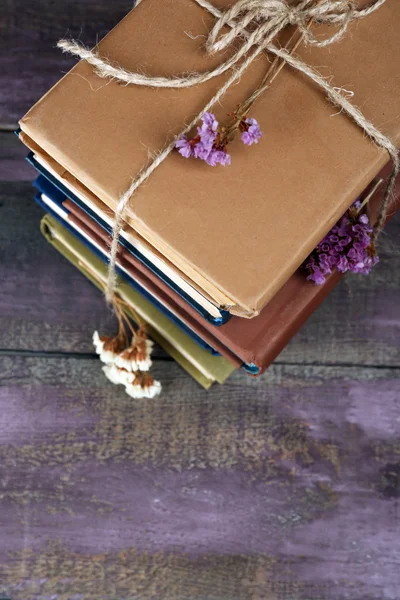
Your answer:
[0,132,36,181]
[1,356,399,599]
[1,0,134,126]
[1,178,399,365]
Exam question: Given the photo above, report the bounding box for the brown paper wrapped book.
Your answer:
[19,0,400,317]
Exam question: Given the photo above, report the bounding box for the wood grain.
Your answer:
[0,133,36,181]
[1,1,400,598]
[1,1,134,127]
[1,356,399,599]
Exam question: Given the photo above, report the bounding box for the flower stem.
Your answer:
[223,18,313,144]
[77,258,145,338]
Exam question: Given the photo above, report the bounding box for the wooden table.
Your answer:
[1,2,400,598]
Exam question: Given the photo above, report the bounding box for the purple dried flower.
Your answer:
[198,130,217,149]
[240,117,263,146]
[175,136,193,158]
[304,201,378,284]
[206,148,231,167]
[188,112,231,166]
[202,112,219,131]
[306,257,327,285]
[198,112,219,149]
[310,271,327,285]
[176,112,261,166]
[328,234,339,243]
[193,141,212,161]
[336,256,349,272]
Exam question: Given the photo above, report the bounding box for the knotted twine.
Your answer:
[58,0,399,304]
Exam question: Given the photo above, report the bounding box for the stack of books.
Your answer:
[18,0,400,389]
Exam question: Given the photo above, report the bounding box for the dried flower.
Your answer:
[175,137,193,158]
[87,262,161,397]
[304,200,379,285]
[175,112,232,166]
[193,141,213,160]
[115,334,154,372]
[93,330,104,354]
[206,148,231,167]
[125,373,162,399]
[197,112,219,148]
[93,330,126,365]
[240,117,263,146]
[103,364,136,386]
[200,112,219,132]
[175,105,263,164]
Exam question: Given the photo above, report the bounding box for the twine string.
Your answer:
[58,0,385,87]
[57,0,397,303]
[267,42,399,236]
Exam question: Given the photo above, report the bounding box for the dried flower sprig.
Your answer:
[239,117,263,146]
[92,296,161,399]
[115,328,154,372]
[175,111,262,166]
[174,21,309,167]
[93,330,127,365]
[125,373,162,399]
[93,312,161,399]
[304,189,381,285]
[79,259,161,399]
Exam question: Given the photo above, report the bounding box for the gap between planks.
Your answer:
[0,348,399,371]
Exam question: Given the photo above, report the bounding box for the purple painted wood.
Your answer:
[0,133,36,181]
[1,356,399,599]
[1,1,400,597]
[1,1,133,126]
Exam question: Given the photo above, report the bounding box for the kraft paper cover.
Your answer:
[20,0,400,316]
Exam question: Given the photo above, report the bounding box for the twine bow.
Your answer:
[58,0,398,305]
[206,0,358,54]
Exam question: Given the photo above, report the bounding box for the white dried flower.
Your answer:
[115,338,154,372]
[115,354,134,372]
[116,367,136,386]
[93,331,104,354]
[124,384,144,398]
[102,364,123,385]
[95,328,161,398]
[145,339,154,352]
[93,330,127,365]
[125,375,162,399]
[102,364,136,386]
[142,379,162,399]
[99,349,119,365]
